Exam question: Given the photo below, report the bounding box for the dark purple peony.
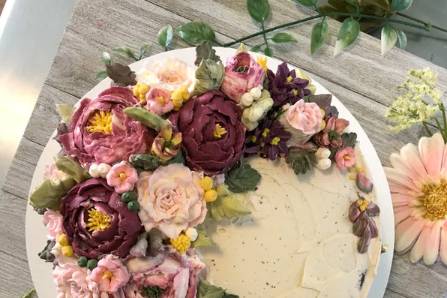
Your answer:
[61,178,142,259]
[245,119,291,160]
[58,87,153,166]
[267,62,311,108]
[170,91,245,175]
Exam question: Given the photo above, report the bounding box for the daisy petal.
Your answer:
[395,217,424,253]
[418,133,444,179]
[390,153,424,188]
[385,167,419,192]
[394,206,412,225]
[409,226,427,263]
[440,224,447,265]
[423,221,441,265]
[400,143,428,181]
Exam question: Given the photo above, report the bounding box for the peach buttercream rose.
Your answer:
[137,164,207,238]
[88,254,130,293]
[283,99,324,144]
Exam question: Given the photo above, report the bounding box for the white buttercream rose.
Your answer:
[137,164,207,238]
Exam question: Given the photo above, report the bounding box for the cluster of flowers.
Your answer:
[31,44,373,297]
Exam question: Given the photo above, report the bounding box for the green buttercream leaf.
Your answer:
[286,148,315,175]
[193,225,214,248]
[129,154,160,171]
[192,58,224,96]
[141,286,164,298]
[225,163,261,193]
[55,156,89,183]
[209,192,251,221]
[198,280,239,298]
[195,42,220,66]
[56,103,74,123]
[341,132,357,148]
[124,107,169,131]
[21,288,37,298]
[29,177,76,210]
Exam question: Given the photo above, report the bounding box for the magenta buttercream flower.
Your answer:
[126,250,205,298]
[137,164,206,238]
[313,116,349,149]
[106,161,138,193]
[221,51,264,102]
[170,91,245,175]
[146,87,174,115]
[88,254,130,293]
[335,147,356,171]
[57,87,152,166]
[43,210,64,239]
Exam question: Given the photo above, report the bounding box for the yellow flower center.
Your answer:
[291,89,298,96]
[262,128,270,138]
[86,111,112,134]
[155,96,167,105]
[256,56,268,72]
[270,136,281,145]
[170,233,191,254]
[357,199,369,212]
[420,179,447,221]
[133,82,150,102]
[102,270,113,280]
[119,172,127,181]
[250,135,257,143]
[213,124,227,139]
[86,209,112,233]
[286,76,293,83]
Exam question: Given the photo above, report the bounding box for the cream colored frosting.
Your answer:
[199,156,381,297]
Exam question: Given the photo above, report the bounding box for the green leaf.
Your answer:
[381,24,397,55]
[209,193,251,221]
[55,156,89,183]
[271,32,297,43]
[225,163,261,193]
[396,30,407,49]
[158,25,174,50]
[56,103,74,123]
[310,19,329,54]
[192,59,225,95]
[113,47,139,61]
[106,63,137,86]
[250,44,263,52]
[344,0,358,7]
[341,132,357,148]
[141,286,164,298]
[391,0,413,11]
[129,154,160,171]
[123,107,169,131]
[176,22,215,45]
[334,17,360,56]
[294,0,317,7]
[29,178,77,210]
[198,280,239,298]
[264,47,273,57]
[195,41,220,66]
[96,70,108,80]
[246,0,270,23]
[193,225,214,248]
[21,288,37,298]
[138,44,151,60]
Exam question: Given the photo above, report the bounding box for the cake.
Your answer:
[28,43,381,298]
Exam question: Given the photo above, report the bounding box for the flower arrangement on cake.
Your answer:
[29,43,380,298]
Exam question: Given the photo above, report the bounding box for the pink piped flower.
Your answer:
[335,146,356,171]
[106,161,138,193]
[88,254,130,293]
[43,210,64,239]
[146,87,174,115]
[385,133,447,265]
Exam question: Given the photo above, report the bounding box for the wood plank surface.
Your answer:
[1,0,447,297]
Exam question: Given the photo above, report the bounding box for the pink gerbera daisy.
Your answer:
[385,133,447,265]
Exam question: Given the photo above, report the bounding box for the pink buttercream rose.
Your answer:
[43,210,64,239]
[287,100,323,135]
[137,164,207,238]
[53,261,92,298]
[106,161,138,193]
[335,147,356,171]
[146,87,174,115]
[221,51,264,102]
[88,255,130,293]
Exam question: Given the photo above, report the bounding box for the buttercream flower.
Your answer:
[88,163,111,178]
[44,163,68,182]
[267,62,311,108]
[146,87,174,115]
[385,133,447,265]
[151,125,182,162]
[221,51,265,102]
[281,99,324,145]
[348,197,380,253]
[170,91,245,174]
[245,119,291,160]
[335,147,356,171]
[241,89,274,131]
[43,210,64,239]
[126,251,205,298]
[61,178,142,258]
[57,87,152,166]
[106,161,138,193]
[52,261,97,298]
[315,147,332,170]
[137,164,206,238]
[313,116,349,149]
[88,255,130,293]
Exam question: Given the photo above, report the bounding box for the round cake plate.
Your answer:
[26,47,394,298]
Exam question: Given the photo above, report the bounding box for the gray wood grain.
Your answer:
[1,0,447,297]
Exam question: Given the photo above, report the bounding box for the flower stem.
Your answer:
[396,12,447,33]
[261,21,271,54]
[422,121,433,137]
[440,102,447,139]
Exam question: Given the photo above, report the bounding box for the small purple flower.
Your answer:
[348,198,380,253]
[267,62,311,108]
[245,119,291,160]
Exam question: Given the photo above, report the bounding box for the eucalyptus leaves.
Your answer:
[156,0,446,57]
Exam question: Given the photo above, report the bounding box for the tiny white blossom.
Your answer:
[88,163,111,178]
[315,147,331,160]
[249,86,262,99]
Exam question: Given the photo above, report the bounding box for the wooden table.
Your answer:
[1,0,447,297]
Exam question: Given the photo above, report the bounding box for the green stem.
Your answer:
[261,22,270,52]
[440,102,447,137]
[422,121,433,137]
[396,12,447,33]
